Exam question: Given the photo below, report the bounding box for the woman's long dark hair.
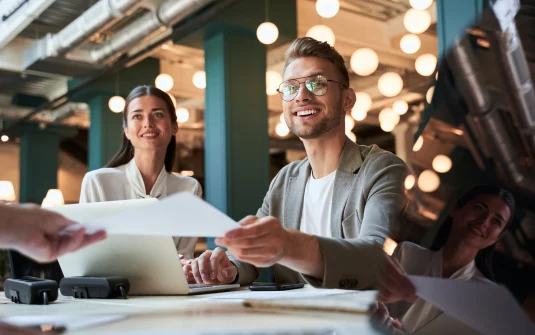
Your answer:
[431,185,516,280]
[106,85,178,172]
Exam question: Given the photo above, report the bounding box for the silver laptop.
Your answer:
[48,199,239,295]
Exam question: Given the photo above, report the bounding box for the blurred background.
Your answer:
[0,0,533,317]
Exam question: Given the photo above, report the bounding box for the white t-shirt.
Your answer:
[299,170,336,237]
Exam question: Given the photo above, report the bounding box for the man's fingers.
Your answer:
[217,264,238,284]
[237,215,258,226]
[190,259,203,284]
[225,217,275,240]
[210,248,228,281]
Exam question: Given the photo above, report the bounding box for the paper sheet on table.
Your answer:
[1,314,127,332]
[409,275,535,335]
[207,288,351,300]
[67,192,240,237]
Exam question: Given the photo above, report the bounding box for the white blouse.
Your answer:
[389,242,492,334]
[79,158,202,259]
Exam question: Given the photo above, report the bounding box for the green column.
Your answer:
[87,94,123,171]
[19,124,77,204]
[436,0,484,61]
[204,31,268,222]
[202,0,296,238]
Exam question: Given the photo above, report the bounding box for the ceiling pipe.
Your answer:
[0,0,56,49]
[1,0,239,133]
[89,0,217,64]
[486,0,535,162]
[23,0,147,69]
[447,39,535,193]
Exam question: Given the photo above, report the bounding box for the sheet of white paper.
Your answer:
[1,314,127,331]
[206,288,351,300]
[409,275,535,335]
[72,192,240,237]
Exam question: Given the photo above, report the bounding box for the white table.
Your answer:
[0,287,385,335]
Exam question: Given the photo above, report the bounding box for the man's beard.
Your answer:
[289,101,344,139]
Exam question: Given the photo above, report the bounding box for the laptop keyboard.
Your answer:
[188,284,221,289]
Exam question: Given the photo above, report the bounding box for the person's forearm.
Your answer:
[0,205,19,248]
[278,229,324,280]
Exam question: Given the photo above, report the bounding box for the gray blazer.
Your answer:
[230,138,409,290]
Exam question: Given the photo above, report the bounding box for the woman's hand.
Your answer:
[377,255,417,304]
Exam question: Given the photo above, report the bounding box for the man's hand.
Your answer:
[183,248,238,284]
[215,216,288,268]
[0,204,107,263]
[377,254,417,304]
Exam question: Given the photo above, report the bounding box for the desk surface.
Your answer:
[0,286,385,335]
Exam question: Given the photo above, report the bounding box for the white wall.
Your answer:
[0,143,87,203]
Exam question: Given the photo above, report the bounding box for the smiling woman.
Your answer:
[78,85,202,259]
[378,185,516,334]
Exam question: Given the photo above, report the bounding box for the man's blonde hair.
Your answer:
[284,37,349,87]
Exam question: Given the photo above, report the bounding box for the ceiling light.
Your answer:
[266,70,282,95]
[1,135,8,142]
[42,189,65,207]
[192,71,206,89]
[379,107,400,126]
[256,22,279,45]
[404,9,431,34]
[276,122,290,137]
[432,154,452,173]
[306,25,335,46]
[393,100,409,115]
[404,174,416,190]
[352,92,371,121]
[413,135,424,151]
[316,0,339,18]
[108,96,125,113]
[378,72,404,97]
[415,53,437,76]
[351,109,367,121]
[155,74,174,92]
[0,181,16,201]
[400,34,421,54]
[418,170,440,193]
[380,122,396,132]
[350,48,379,76]
[409,0,433,10]
[176,107,189,123]
[345,115,355,131]
[346,131,357,142]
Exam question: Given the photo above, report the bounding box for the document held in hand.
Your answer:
[409,275,535,335]
[61,193,240,237]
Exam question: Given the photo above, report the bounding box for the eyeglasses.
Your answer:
[276,74,348,102]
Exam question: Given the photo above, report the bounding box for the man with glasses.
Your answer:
[186,37,408,289]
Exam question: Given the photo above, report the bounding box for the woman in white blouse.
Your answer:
[377,185,516,334]
[80,85,202,259]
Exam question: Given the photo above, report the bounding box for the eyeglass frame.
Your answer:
[276,74,349,102]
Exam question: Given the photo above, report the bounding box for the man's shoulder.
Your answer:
[359,144,406,167]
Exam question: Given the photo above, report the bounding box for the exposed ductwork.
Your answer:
[22,0,147,75]
[486,0,535,163]
[88,0,217,64]
[447,39,535,193]
[0,0,56,49]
